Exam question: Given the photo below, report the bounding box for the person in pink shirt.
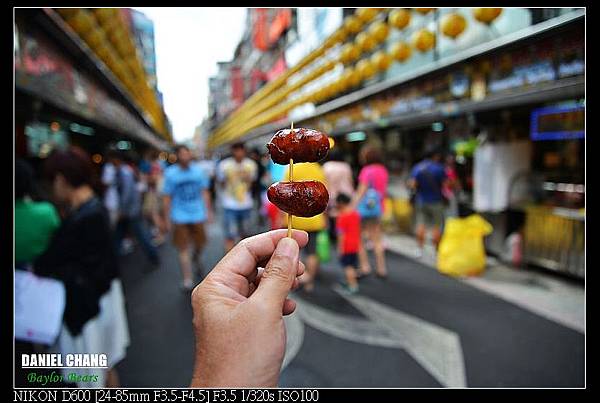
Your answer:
[351,145,389,278]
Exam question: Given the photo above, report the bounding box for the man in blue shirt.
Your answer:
[408,148,448,256]
[163,145,213,291]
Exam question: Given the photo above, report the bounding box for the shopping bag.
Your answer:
[15,270,66,345]
[316,230,331,263]
[437,214,492,277]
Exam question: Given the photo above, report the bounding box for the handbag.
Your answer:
[357,179,383,219]
[316,230,331,263]
[15,269,66,345]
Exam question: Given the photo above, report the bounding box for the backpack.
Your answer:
[357,178,383,219]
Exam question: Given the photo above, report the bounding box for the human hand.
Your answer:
[190,229,308,387]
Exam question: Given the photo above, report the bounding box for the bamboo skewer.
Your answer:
[287,122,294,238]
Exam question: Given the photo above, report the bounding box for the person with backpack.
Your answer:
[351,145,389,279]
[408,147,449,257]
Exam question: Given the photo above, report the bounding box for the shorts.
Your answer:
[361,216,381,226]
[173,222,206,251]
[415,202,445,228]
[304,231,320,256]
[142,191,159,216]
[223,208,252,241]
[339,253,358,268]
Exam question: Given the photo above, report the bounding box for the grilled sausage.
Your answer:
[267,128,330,165]
[267,181,329,217]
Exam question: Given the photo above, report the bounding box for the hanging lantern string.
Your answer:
[287,122,294,238]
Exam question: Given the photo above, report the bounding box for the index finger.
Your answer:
[213,229,309,279]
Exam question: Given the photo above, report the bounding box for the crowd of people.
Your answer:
[15,136,463,387]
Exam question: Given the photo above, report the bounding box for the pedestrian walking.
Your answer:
[15,158,61,267]
[443,153,461,218]
[335,193,361,294]
[162,144,213,291]
[323,149,354,243]
[142,150,167,246]
[113,152,161,267]
[101,151,121,229]
[15,158,62,386]
[352,145,389,278]
[408,147,449,257]
[34,147,129,388]
[283,162,328,292]
[216,142,258,252]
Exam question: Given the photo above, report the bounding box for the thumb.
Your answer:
[251,237,299,309]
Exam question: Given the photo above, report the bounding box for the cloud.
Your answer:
[133,7,247,142]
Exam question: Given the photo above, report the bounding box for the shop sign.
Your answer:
[488,60,556,93]
[389,96,436,116]
[558,59,584,78]
[16,28,164,148]
[530,105,585,141]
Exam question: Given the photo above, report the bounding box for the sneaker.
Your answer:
[338,283,359,295]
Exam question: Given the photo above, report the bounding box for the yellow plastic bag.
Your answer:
[437,214,493,277]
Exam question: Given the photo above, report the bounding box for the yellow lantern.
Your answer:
[344,15,363,34]
[340,43,360,64]
[108,27,126,46]
[55,8,80,19]
[412,29,436,52]
[441,12,467,39]
[115,38,134,57]
[324,27,347,49]
[333,27,348,43]
[369,21,390,44]
[81,27,106,48]
[390,41,412,62]
[356,8,379,23]
[330,79,344,95]
[348,68,362,87]
[92,8,115,25]
[66,9,95,34]
[415,8,436,15]
[340,68,354,87]
[356,59,376,80]
[315,88,327,102]
[320,59,336,74]
[389,9,411,30]
[371,50,392,71]
[356,32,376,52]
[473,8,503,24]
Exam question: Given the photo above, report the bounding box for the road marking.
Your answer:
[282,311,304,371]
[283,288,466,387]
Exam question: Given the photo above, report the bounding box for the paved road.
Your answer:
[116,218,584,388]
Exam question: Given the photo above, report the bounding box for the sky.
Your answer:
[134,8,247,142]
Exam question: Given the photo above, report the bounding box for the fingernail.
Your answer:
[277,237,298,259]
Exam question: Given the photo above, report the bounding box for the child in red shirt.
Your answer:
[335,193,361,294]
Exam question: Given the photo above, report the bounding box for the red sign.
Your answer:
[230,66,244,106]
[253,9,269,51]
[268,9,292,46]
[266,56,287,82]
